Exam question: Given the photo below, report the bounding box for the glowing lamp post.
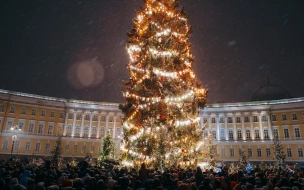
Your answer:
[10,125,21,158]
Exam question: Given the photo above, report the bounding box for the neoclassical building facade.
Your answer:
[0,87,304,163]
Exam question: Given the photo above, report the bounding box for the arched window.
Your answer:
[91,126,97,137]
[229,129,234,140]
[75,126,80,136]
[264,128,269,139]
[255,129,260,139]
[246,128,251,139]
[67,125,72,135]
[237,129,242,139]
[220,128,225,139]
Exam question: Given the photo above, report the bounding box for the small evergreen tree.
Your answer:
[272,133,286,169]
[239,147,249,169]
[204,130,218,169]
[50,136,62,166]
[98,131,115,163]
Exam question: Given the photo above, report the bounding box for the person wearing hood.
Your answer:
[19,170,31,188]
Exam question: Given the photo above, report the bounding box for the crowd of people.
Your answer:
[0,157,304,190]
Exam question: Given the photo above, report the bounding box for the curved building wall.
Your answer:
[0,89,304,163]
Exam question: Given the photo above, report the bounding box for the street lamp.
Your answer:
[10,125,21,159]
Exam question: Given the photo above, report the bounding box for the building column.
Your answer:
[80,113,85,137]
[88,112,93,138]
[249,114,254,140]
[105,112,109,134]
[233,114,237,140]
[241,114,245,140]
[267,112,273,139]
[63,110,69,136]
[224,115,228,141]
[258,113,264,140]
[216,114,220,141]
[208,114,212,130]
[97,115,101,139]
[113,115,117,138]
[72,112,77,136]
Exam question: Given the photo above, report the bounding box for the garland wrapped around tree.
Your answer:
[239,147,248,169]
[120,0,207,168]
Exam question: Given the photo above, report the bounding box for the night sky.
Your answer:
[1,0,304,103]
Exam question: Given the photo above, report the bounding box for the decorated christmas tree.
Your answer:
[239,147,248,169]
[203,130,218,169]
[120,0,207,168]
[272,133,286,169]
[98,131,115,163]
[50,136,62,166]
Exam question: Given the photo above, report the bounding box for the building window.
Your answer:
[2,140,8,150]
[273,129,278,137]
[100,127,105,137]
[101,115,106,122]
[272,114,277,121]
[264,129,269,139]
[19,121,24,130]
[266,148,271,157]
[245,116,249,122]
[211,118,216,123]
[47,125,53,135]
[212,130,216,139]
[221,149,226,157]
[75,126,80,136]
[31,109,36,116]
[228,117,232,123]
[262,116,267,122]
[282,114,287,121]
[229,129,234,140]
[237,129,242,139]
[65,144,69,152]
[41,110,46,117]
[68,113,73,119]
[203,118,207,123]
[298,148,303,157]
[74,145,78,153]
[257,148,262,157]
[83,126,89,136]
[35,143,41,152]
[292,113,298,120]
[76,114,81,120]
[255,129,260,139]
[45,143,50,152]
[236,117,241,123]
[25,142,31,151]
[116,128,121,138]
[93,115,98,121]
[253,116,258,122]
[246,129,251,138]
[28,123,34,133]
[85,115,90,120]
[13,141,20,151]
[50,111,55,118]
[220,129,225,140]
[90,146,94,153]
[284,129,289,138]
[67,125,72,136]
[91,126,97,137]
[0,104,4,112]
[21,108,27,115]
[295,128,300,137]
[82,145,86,153]
[9,107,15,113]
[38,124,44,134]
[248,148,252,157]
[230,149,234,157]
[59,113,64,119]
[6,120,13,130]
[287,148,292,157]
[109,116,114,122]
[219,117,224,123]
